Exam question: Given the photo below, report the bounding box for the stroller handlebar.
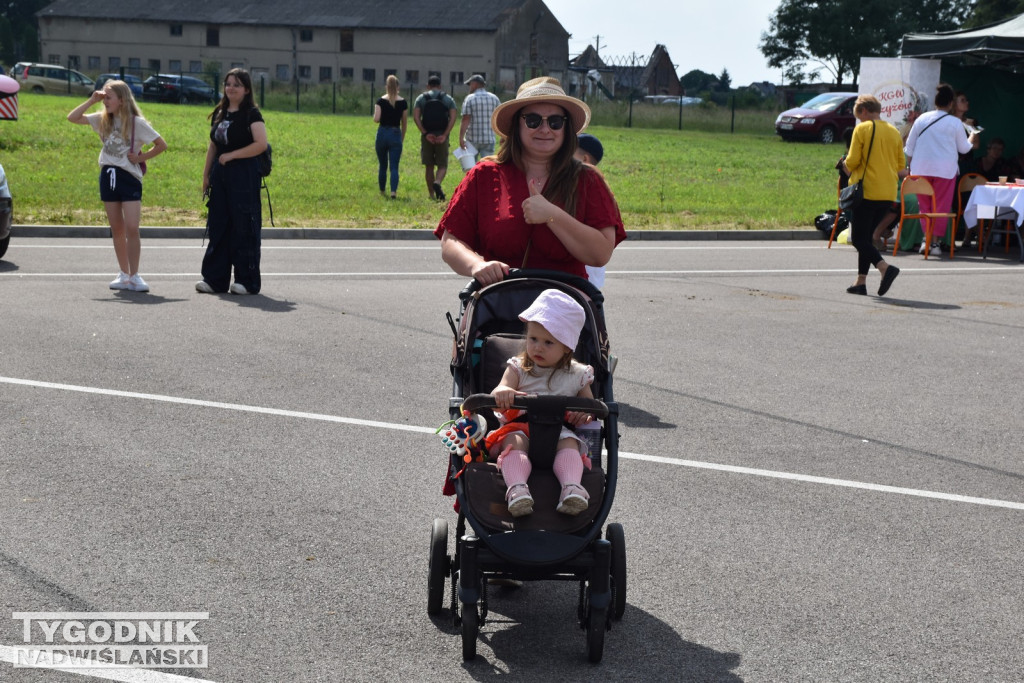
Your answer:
[459,269,604,303]
[461,392,609,420]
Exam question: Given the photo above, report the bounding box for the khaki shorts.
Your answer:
[420,134,449,168]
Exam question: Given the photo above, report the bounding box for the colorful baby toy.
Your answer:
[437,410,489,465]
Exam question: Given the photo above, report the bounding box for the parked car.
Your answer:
[94,73,144,97]
[775,92,857,144]
[142,74,217,104]
[13,62,95,96]
[0,162,11,260]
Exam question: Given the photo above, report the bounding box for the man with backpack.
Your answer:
[413,75,457,201]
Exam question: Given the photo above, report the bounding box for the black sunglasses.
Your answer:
[521,113,567,130]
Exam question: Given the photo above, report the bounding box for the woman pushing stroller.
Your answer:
[487,289,596,517]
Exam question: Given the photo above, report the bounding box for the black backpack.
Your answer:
[258,143,272,177]
[421,91,450,132]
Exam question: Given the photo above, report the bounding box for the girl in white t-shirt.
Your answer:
[68,81,166,292]
[485,289,596,518]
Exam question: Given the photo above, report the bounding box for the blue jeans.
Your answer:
[375,127,403,193]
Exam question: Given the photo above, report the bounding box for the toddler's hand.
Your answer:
[492,386,521,410]
[565,410,592,427]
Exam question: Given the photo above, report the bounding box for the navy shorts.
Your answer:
[99,166,143,202]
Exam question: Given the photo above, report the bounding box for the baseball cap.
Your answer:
[576,134,604,164]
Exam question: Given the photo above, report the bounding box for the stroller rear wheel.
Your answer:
[607,523,627,620]
[428,518,449,615]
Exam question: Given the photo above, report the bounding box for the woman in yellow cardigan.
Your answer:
[842,95,903,297]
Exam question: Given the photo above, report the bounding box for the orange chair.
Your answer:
[956,173,987,253]
[828,174,844,248]
[892,176,958,260]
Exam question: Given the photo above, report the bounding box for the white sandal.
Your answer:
[506,483,534,517]
[557,483,589,516]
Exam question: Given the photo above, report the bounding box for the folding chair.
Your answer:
[892,176,957,260]
[956,173,987,253]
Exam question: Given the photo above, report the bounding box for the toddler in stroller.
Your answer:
[488,289,596,517]
[430,271,625,663]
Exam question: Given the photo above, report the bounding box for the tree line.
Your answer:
[1,0,48,66]
[760,0,1024,86]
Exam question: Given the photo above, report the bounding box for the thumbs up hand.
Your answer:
[522,177,554,225]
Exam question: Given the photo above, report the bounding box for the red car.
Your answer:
[775,92,857,144]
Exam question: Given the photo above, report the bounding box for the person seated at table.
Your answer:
[1008,145,1024,182]
[973,138,1014,182]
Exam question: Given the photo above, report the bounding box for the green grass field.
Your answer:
[0,92,843,230]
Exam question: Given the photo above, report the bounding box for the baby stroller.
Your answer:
[429,269,625,662]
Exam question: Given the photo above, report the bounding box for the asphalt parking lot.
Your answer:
[2,235,1022,682]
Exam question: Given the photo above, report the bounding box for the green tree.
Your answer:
[719,68,732,91]
[2,0,48,63]
[680,69,717,94]
[0,17,13,65]
[760,0,972,86]
[964,0,1024,27]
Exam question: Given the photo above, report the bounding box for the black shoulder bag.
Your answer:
[839,121,875,211]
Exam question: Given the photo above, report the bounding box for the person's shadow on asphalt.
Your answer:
[222,293,297,313]
[617,402,677,429]
[876,298,961,310]
[101,291,189,305]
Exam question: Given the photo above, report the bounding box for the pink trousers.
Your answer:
[917,175,956,239]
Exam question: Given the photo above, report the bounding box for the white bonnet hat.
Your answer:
[518,289,586,350]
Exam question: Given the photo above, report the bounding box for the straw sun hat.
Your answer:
[491,76,591,138]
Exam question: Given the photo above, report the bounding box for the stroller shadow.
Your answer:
[617,401,677,429]
[435,586,742,680]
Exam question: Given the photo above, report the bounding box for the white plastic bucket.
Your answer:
[453,142,477,171]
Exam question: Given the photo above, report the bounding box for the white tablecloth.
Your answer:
[963,184,1024,227]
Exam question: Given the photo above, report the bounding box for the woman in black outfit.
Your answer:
[373,74,408,199]
[197,68,268,295]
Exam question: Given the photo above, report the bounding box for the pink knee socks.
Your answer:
[553,448,584,487]
[499,449,532,487]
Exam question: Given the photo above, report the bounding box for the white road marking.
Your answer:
[0,645,216,683]
[2,375,1021,511]
[0,266,1017,279]
[621,451,1024,510]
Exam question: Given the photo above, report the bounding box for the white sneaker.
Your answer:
[126,273,149,292]
[229,282,250,295]
[919,241,928,254]
[195,280,215,294]
[109,272,130,290]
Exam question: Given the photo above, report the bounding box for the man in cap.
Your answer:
[458,74,501,163]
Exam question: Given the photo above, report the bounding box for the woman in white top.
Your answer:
[903,83,978,254]
[68,81,166,292]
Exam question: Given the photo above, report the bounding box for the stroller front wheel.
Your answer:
[461,603,479,660]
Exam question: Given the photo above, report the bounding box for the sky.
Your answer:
[542,0,784,86]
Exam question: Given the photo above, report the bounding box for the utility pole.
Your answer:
[594,35,605,59]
